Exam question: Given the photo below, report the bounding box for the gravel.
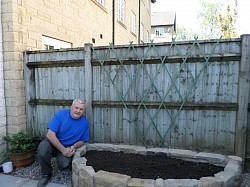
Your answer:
[10,159,72,187]
[240,172,250,187]
[7,160,250,187]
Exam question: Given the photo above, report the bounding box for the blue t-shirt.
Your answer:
[47,109,90,147]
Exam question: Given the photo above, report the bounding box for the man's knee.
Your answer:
[58,162,71,170]
[57,155,72,170]
[37,140,51,157]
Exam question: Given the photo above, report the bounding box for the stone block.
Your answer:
[79,166,95,187]
[27,38,37,48]
[78,144,88,157]
[169,149,197,159]
[114,144,141,154]
[228,156,242,163]
[74,144,88,159]
[15,115,26,125]
[26,7,38,17]
[0,105,6,117]
[224,160,242,175]
[3,41,15,51]
[3,51,20,61]
[127,178,155,187]
[196,152,227,165]
[28,31,41,41]
[5,89,24,98]
[155,178,164,187]
[94,170,131,187]
[87,143,116,152]
[199,177,223,187]
[0,125,6,135]
[9,61,24,71]
[72,172,79,187]
[73,150,81,159]
[7,125,24,134]
[72,157,87,174]
[2,12,13,23]
[37,11,51,22]
[164,179,198,187]
[131,146,148,155]
[6,105,24,116]
[214,171,239,187]
[146,148,169,156]
[4,70,23,80]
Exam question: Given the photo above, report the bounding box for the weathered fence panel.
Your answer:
[24,36,250,162]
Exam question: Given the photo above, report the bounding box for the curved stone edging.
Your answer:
[72,143,242,187]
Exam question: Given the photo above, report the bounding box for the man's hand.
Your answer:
[62,146,76,157]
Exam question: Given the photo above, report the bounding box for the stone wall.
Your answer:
[72,143,242,187]
[0,0,7,163]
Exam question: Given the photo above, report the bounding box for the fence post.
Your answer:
[84,44,93,141]
[24,51,36,131]
[235,35,250,162]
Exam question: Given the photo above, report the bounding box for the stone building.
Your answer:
[0,0,155,162]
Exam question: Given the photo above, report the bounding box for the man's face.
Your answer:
[70,102,85,119]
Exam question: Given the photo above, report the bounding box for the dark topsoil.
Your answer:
[84,150,224,180]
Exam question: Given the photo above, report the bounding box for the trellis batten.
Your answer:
[26,60,85,68]
[24,36,250,165]
[28,99,73,106]
[28,99,238,110]
[92,101,238,111]
[26,54,241,68]
[90,54,241,66]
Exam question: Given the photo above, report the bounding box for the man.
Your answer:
[37,99,90,187]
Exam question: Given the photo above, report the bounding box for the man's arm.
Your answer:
[73,141,85,149]
[47,129,74,157]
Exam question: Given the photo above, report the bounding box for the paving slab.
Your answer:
[0,173,67,187]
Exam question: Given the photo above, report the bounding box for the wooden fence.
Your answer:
[24,35,250,162]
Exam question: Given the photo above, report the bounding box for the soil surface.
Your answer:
[84,150,224,180]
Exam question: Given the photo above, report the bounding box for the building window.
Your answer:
[166,27,171,33]
[155,28,164,36]
[140,23,144,42]
[131,11,136,34]
[44,44,54,51]
[42,36,72,50]
[97,0,104,6]
[118,0,125,24]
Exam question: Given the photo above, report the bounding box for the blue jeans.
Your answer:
[37,140,72,175]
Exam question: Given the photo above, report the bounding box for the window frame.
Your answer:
[97,0,105,6]
[155,28,164,36]
[42,36,72,50]
[118,0,125,24]
[131,11,136,34]
[140,22,144,42]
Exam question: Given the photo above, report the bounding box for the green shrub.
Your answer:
[3,131,36,154]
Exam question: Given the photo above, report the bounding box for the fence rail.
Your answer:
[24,36,250,162]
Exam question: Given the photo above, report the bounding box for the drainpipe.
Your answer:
[112,0,115,45]
[138,0,141,44]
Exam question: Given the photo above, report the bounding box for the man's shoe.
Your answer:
[37,174,51,187]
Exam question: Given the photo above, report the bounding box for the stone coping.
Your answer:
[72,143,242,187]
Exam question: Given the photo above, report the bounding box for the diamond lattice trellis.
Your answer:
[92,38,221,147]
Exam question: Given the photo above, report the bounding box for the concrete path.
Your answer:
[0,173,67,187]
